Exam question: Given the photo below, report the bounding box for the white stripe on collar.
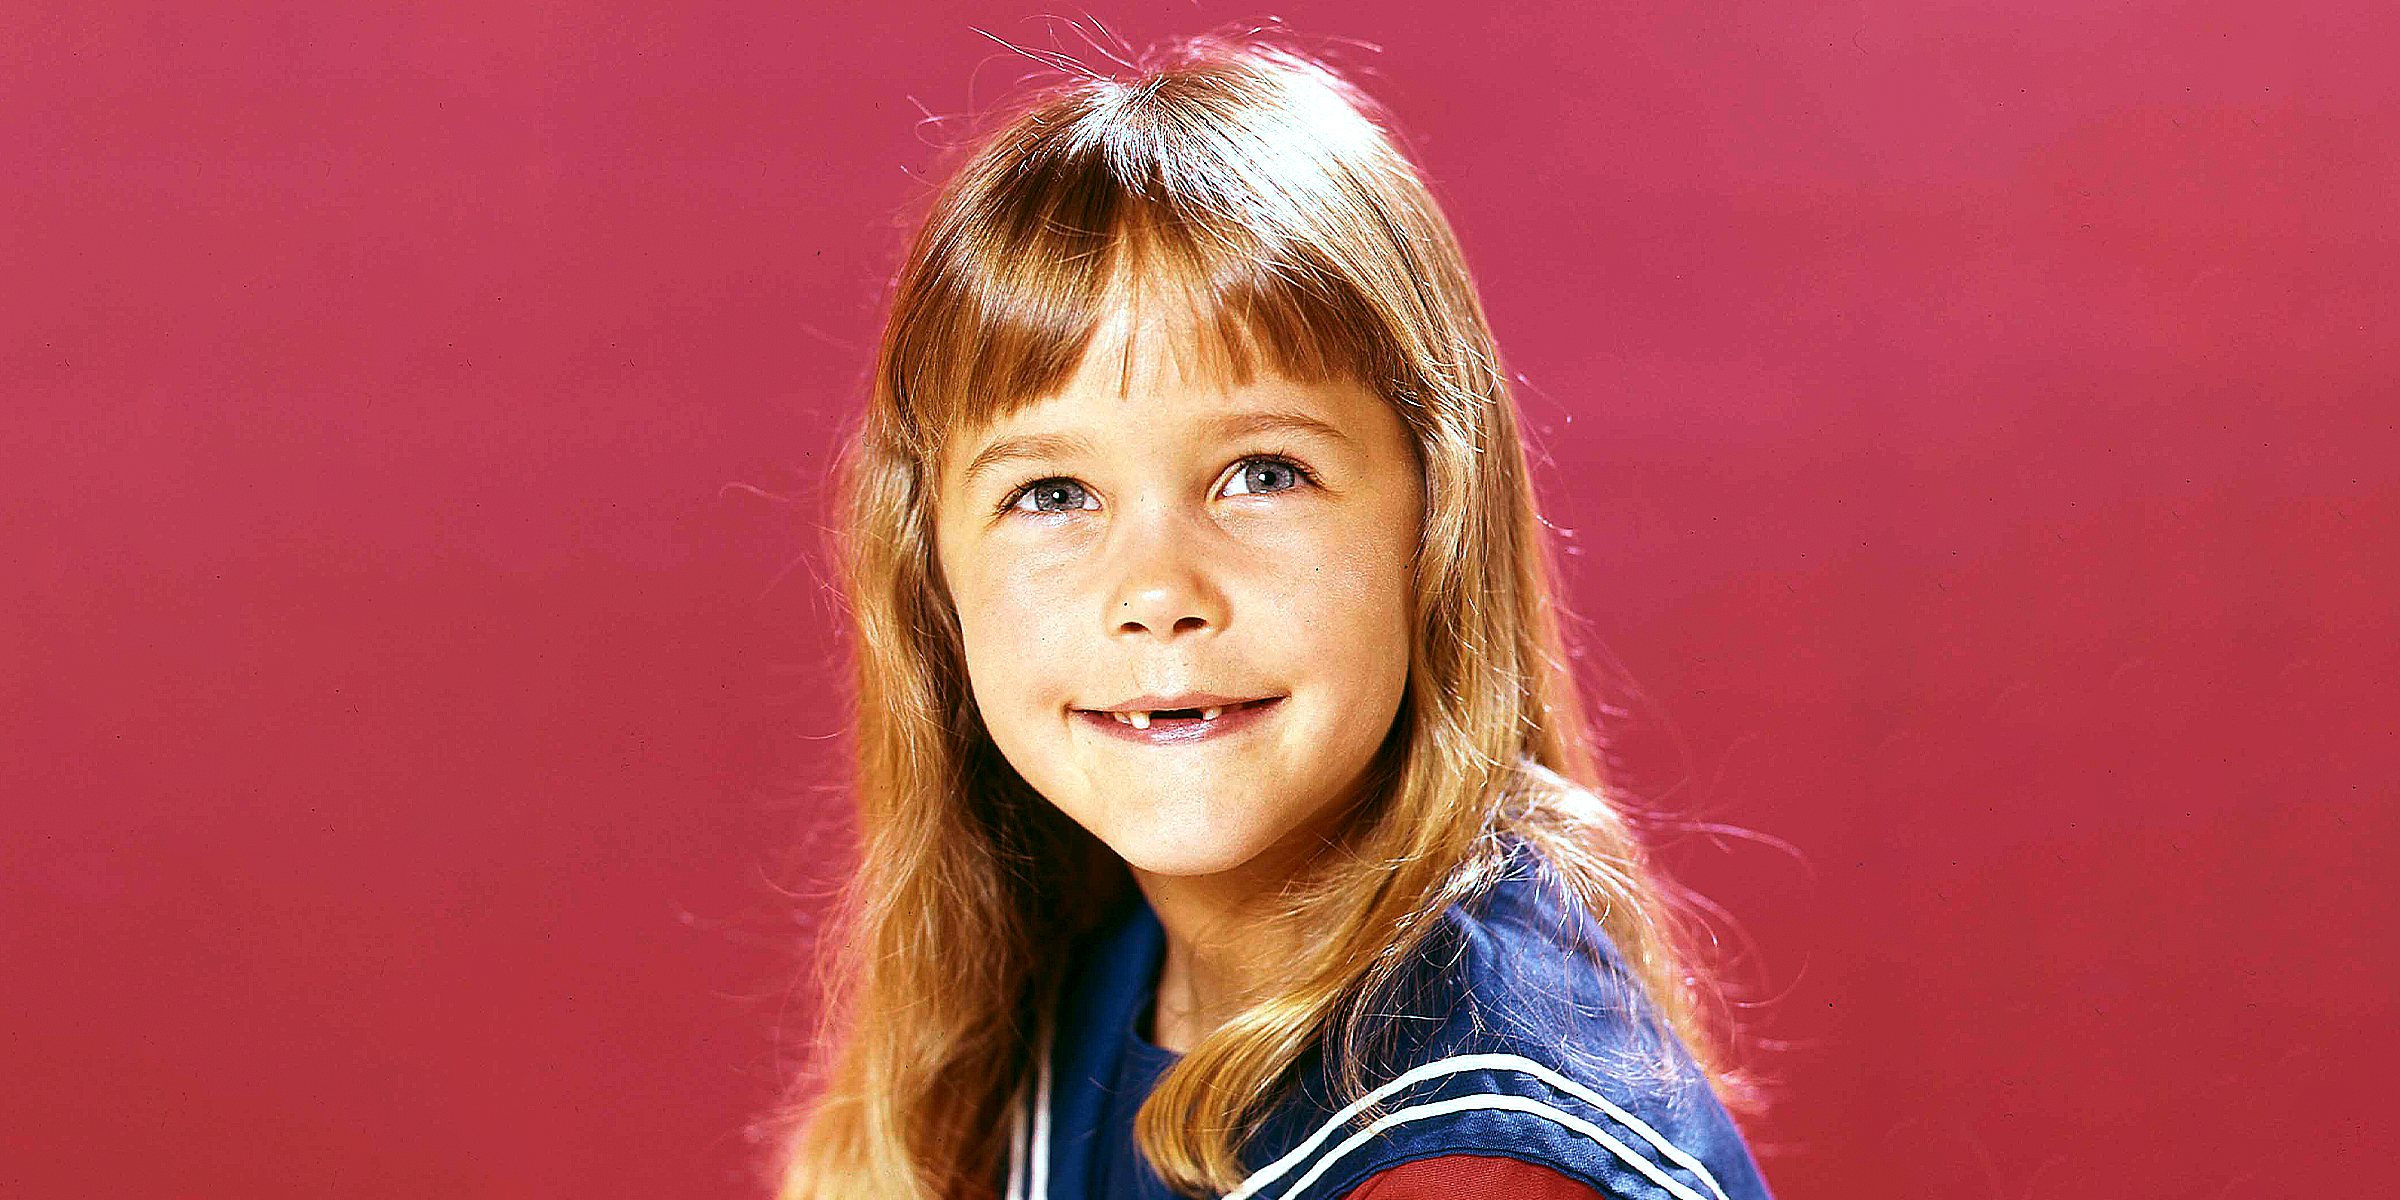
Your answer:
[1220,1052,1730,1200]
[1028,1016,1054,1200]
[1264,1093,1710,1200]
[1004,1066,1028,1200]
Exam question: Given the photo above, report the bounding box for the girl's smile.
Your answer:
[1072,694,1287,744]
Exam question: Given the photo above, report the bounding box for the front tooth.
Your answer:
[1128,711,1152,730]
[1111,711,1133,726]
[1201,706,1222,721]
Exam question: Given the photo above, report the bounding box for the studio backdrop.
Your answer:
[6,2,2392,1197]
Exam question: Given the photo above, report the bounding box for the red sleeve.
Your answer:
[1336,1153,1609,1199]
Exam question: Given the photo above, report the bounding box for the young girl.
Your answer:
[766,33,1776,1200]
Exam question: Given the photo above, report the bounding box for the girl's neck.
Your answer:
[1137,873,1277,1055]
[1128,837,1326,1054]
[1122,790,1370,1052]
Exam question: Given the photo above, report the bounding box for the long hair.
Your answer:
[765,32,1762,1200]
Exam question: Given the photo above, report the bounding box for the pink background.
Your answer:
[6,3,2393,1196]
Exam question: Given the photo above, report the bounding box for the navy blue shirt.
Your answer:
[1004,836,1776,1200]
[1096,962,1181,1197]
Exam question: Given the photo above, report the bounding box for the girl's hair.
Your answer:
[766,31,1761,1200]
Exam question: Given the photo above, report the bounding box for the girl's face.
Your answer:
[931,301,1422,881]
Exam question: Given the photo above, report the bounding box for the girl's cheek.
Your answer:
[1270,506,1412,593]
[945,543,1093,697]
[983,541,1094,628]
[979,523,1098,586]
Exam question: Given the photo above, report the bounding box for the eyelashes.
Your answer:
[995,453,1322,518]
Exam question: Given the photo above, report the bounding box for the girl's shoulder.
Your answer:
[1016,839,1774,1200]
[1335,1153,1615,1200]
[1230,838,1775,1200]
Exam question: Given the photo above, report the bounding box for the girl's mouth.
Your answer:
[1071,696,1284,745]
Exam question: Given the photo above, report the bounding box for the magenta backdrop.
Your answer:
[6,2,2393,1197]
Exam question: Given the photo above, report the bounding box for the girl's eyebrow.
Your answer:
[959,431,1093,492]
[957,409,1354,491]
[1210,409,1354,450]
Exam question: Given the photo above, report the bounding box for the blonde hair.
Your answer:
[765,31,1762,1200]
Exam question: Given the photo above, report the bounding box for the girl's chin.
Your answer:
[1110,840,1258,879]
[1097,806,1348,882]
[1103,827,1282,880]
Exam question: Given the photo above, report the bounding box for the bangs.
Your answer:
[883,82,1407,464]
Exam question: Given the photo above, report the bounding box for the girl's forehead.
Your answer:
[935,278,1355,457]
[1060,270,1277,398]
[1040,301,1248,410]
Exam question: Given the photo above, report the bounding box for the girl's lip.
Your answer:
[1071,696,1285,745]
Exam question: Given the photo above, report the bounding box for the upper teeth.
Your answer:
[1109,705,1227,728]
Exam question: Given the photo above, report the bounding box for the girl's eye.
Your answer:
[1007,479,1097,515]
[1220,456,1314,497]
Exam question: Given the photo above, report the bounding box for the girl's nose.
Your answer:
[1112,586,1216,639]
[1106,515,1226,641]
